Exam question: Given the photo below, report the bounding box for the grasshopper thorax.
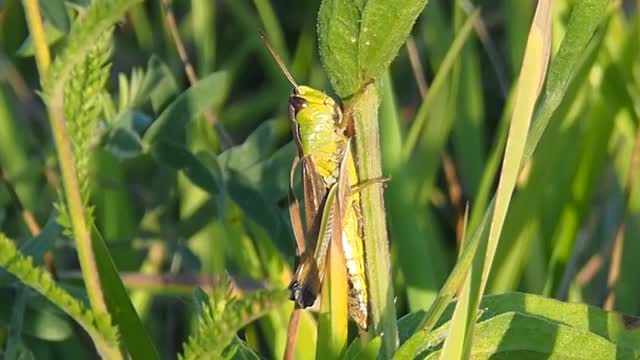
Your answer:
[288,86,346,183]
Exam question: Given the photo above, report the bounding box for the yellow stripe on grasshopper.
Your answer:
[340,149,369,331]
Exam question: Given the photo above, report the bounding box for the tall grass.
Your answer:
[0,0,638,359]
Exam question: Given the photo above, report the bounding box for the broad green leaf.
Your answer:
[318,0,429,98]
[218,120,295,253]
[474,293,640,352]
[426,312,638,359]
[143,71,229,145]
[150,140,222,195]
[400,293,640,357]
[39,0,69,32]
[344,336,382,360]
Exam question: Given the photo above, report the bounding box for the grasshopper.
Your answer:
[261,33,370,330]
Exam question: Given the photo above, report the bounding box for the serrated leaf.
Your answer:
[318,0,429,97]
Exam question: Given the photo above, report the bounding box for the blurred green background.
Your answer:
[0,0,639,358]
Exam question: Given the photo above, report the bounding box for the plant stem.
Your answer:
[48,96,108,315]
[22,0,108,315]
[352,86,398,356]
[22,0,50,75]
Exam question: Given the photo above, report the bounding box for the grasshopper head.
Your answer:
[289,86,342,124]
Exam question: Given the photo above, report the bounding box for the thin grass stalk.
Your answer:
[22,0,108,316]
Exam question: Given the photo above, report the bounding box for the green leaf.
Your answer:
[5,288,27,359]
[39,0,70,32]
[318,0,429,98]
[104,111,152,160]
[19,213,62,265]
[218,120,295,253]
[0,292,73,342]
[91,228,159,360]
[150,140,222,195]
[344,336,382,360]
[15,22,65,57]
[426,312,638,359]
[143,71,229,146]
[399,293,640,357]
[473,293,640,353]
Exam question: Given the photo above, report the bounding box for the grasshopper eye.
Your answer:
[289,96,308,112]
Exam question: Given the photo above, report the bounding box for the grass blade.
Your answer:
[440,1,552,357]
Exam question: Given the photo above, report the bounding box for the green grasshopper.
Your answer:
[261,33,369,330]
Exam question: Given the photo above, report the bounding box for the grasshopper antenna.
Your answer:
[259,31,299,89]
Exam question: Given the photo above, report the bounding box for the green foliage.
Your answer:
[398,293,640,359]
[397,293,640,359]
[0,233,119,357]
[2,0,640,358]
[180,277,290,359]
[427,312,637,359]
[318,0,429,97]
